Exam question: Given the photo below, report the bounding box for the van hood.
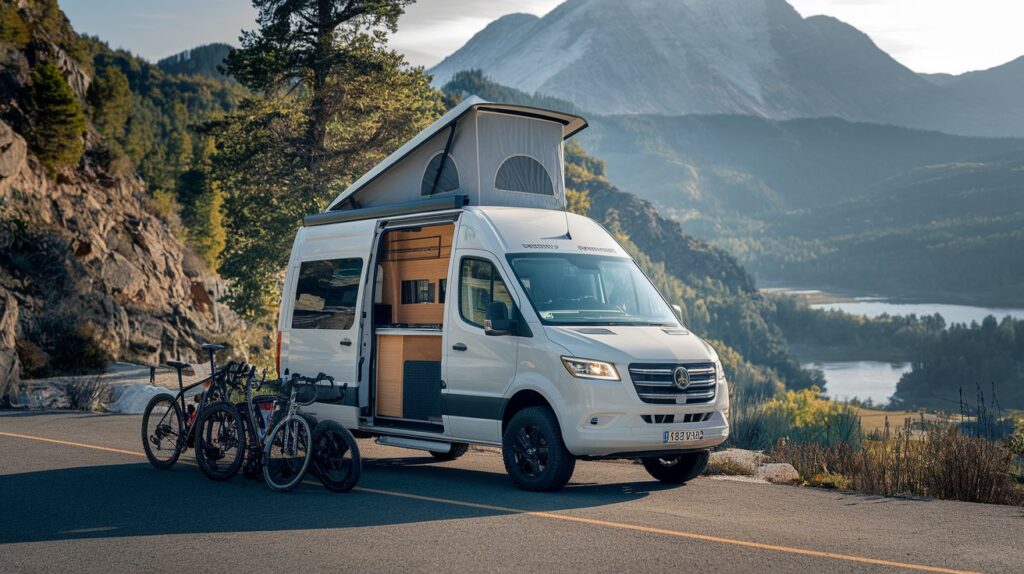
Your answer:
[544,325,718,366]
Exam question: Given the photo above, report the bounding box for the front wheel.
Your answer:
[263,415,313,492]
[641,450,710,484]
[141,393,184,469]
[311,420,361,493]
[195,402,246,481]
[502,407,575,492]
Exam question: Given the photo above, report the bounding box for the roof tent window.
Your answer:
[495,155,554,196]
[421,152,460,196]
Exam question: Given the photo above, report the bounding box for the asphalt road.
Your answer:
[1,411,1022,573]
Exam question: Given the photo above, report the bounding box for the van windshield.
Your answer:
[506,253,679,326]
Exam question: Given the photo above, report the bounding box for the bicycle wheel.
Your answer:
[142,393,184,469]
[311,420,361,493]
[263,415,313,492]
[195,402,246,481]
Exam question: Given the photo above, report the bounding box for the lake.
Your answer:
[810,300,1024,326]
[771,289,1024,405]
[802,360,910,405]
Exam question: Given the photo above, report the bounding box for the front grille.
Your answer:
[641,413,713,424]
[628,362,717,405]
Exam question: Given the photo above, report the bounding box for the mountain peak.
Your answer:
[429,0,1024,136]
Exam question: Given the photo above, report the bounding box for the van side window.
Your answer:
[495,155,554,196]
[291,258,363,330]
[459,258,513,328]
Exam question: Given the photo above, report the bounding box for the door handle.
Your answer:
[339,338,352,347]
[452,342,467,351]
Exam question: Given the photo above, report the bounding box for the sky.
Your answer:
[61,0,1024,75]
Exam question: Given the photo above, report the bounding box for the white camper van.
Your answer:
[277,97,730,491]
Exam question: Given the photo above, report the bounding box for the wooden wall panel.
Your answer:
[379,224,454,326]
[376,335,404,418]
[375,334,442,419]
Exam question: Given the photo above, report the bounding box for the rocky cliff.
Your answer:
[0,1,241,401]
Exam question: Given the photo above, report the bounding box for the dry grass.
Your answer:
[706,457,757,476]
[771,417,1024,506]
[856,408,942,435]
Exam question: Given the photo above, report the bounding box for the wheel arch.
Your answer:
[501,388,554,434]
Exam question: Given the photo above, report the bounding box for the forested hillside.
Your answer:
[156,43,233,80]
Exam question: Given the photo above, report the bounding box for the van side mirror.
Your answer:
[485,301,515,336]
[671,304,684,321]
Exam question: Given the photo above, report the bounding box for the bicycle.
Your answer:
[193,361,254,481]
[141,344,233,469]
[263,372,360,492]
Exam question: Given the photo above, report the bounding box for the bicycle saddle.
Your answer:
[166,360,190,370]
[201,343,226,352]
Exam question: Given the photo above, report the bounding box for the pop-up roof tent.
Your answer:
[325,96,587,213]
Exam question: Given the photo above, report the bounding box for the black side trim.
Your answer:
[372,418,444,433]
[442,393,504,420]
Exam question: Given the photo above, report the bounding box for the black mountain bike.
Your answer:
[193,361,254,481]
[196,364,277,481]
[141,344,234,469]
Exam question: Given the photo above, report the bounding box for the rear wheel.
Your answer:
[429,442,469,461]
[195,402,246,481]
[311,420,361,493]
[263,415,313,492]
[641,450,710,484]
[141,393,184,469]
[502,407,575,492]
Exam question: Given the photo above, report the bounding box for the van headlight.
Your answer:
[561,357,620,381]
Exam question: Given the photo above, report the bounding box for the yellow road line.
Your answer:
[0,430,980,574]
[0,431,146,458]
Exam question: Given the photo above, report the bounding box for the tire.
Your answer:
[141,393,184,469]
[195,402,246,481]
[263,415,313,492]
[311,420,362,493]
[429,442,469,461]
[502,407,575,492]
[641,450,710,484]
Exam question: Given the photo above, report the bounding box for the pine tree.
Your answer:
[29,61,86,176]
[213,0,442,319]
[87,65,132,144]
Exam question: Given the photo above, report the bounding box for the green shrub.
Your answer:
[0,4,30,45]
[23,314,110,378]
[728,387,861,450]
[29,61,86,176]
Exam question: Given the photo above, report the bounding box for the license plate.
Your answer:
[663,430,704,443]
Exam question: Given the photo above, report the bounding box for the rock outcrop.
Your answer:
[0,117,229,369]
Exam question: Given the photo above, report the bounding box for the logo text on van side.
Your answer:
[522,243,559,250]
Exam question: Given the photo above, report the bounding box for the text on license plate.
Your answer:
[663,430,704,443]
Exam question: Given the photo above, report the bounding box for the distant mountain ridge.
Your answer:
[444,70,1024,306]
[431,0,1024,137]
[156,43,233,79]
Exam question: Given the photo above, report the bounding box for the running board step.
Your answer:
[375,436,451,453]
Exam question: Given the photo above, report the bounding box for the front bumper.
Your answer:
[557,379,730,458]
